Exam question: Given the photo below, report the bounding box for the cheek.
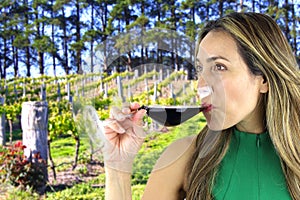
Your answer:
[221,76,258,105]
[207,80,259,130]
[225,85,247,107]
[225,81,260,121]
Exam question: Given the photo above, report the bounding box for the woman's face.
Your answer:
[197,30,268,133]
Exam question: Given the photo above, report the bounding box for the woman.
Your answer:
[103,12,300,199]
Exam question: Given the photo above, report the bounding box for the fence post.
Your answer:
[81,77,85,97]
[104,83,108,98]
[21,101,48,192]
[152,65,157,80]
[14,84,17,100]
[0,97,6,146]
[67,82,72,102]
[134,69,139,79]
[169,83,175,100]
[127,84,132,100]
[145,76,149,103]
[40,83,46,101]
[57,82,61,102]
[5,85,8,100]
[152,81,157,102]
[159,69,163,82]
[23,81,26,98]
[167,69,170,79]
[117,76,124,102]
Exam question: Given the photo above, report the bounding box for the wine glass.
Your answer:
[135,85,212,127]
[71,27,216,173]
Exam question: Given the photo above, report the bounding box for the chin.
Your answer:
[207,123,224,132]
[205,111,227,131]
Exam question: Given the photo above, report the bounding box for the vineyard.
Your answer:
[0,65,204,199]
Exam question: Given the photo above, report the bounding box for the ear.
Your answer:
[259,76,268,93]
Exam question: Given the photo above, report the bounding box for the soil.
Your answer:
[47,160,105,192]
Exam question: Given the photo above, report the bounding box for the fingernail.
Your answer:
[119,127,126,133]
[116,115,126,121]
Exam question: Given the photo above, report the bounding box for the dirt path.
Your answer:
[47,161,105,191]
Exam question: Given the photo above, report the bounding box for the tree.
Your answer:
[108,0,137,71]
[69,0,86,74]
[53,0,72,74]
[0,1,11,78]
[22,0,35,77]
[32,0,54,75]
[0,0,299,78]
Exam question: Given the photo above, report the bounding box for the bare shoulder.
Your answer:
[153,135,196,171]
[142,135,197,200]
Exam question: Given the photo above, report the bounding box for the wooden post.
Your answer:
[40,83,46,101]
[81,77,85,97]
[169,83,176,103]
[23,82,26,98]
[104,83,108,98]
[184,69,188,80]
[152,65,157,80]
[117,76,124,102]
[67,82,72,102]
[5,85,8,100]
[100,81,103,93]
[183,83,186,95]
[14,84,17,100]
[0,97,6,146]
[75,84,79,97]
[145,76,149,103]
[152,81,157,102]
[21,101,48,188]
[127,84,132,100]
[134,69,139,79]
[57,82,61,102]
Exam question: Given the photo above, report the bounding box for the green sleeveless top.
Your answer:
[213,128,291,199]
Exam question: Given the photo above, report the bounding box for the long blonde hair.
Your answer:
[186,12,300,199]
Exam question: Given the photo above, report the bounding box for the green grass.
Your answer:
[3,114,207,199]
[46,182,105,200]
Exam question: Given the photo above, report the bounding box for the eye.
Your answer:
[195,65,203,77]
[196,65,203,73]
[212,64,227,71]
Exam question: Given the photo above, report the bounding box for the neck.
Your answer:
[235,124,266,134]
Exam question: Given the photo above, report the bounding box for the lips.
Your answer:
[201,102,213,112]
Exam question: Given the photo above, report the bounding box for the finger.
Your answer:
[110,106,127,121]
[104,130,118,141]
[104,119,126,134]
[130,102,141,110]
[122,107,131,115]
[132,109,146,123]
[120,102,130,114]
[122,102,140,114]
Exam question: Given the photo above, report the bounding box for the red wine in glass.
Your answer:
[138,105,208,126]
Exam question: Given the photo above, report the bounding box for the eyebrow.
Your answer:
[206,56,230,63]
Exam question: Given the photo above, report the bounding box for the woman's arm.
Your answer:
[102,103,196,199]
[105,167,132,200]
[104,135,195,200]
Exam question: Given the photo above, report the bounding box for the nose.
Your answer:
[198,73,207,88]
[197,72,213,99]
